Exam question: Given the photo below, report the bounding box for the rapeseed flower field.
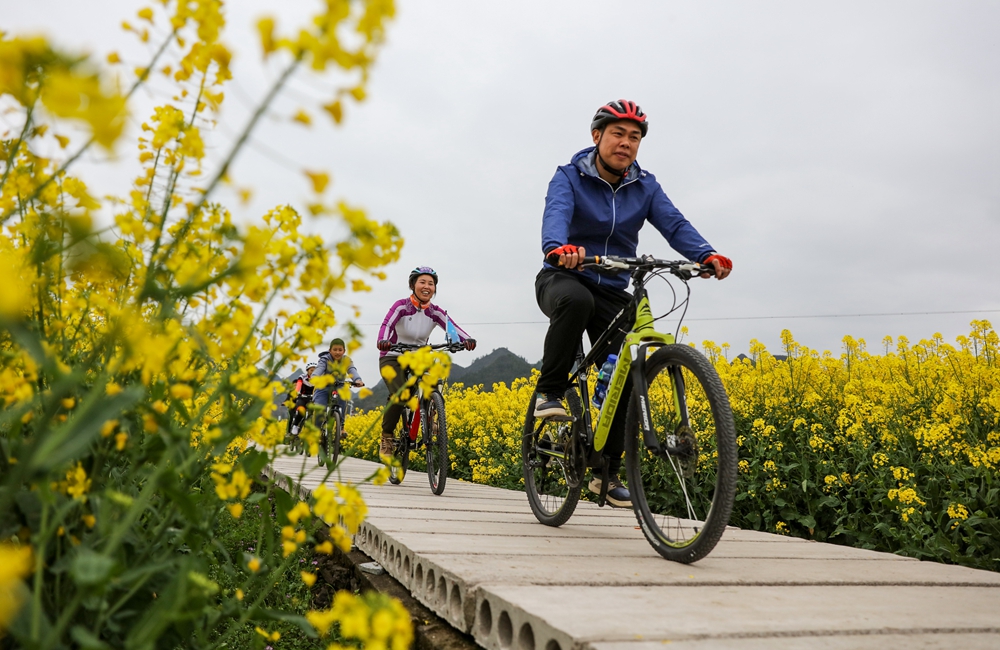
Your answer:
[1,1,415,646]
[345,322,999,572]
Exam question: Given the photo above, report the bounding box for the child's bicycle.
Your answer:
[522,255,738,563]
[384,341,469,494]
[286,379,355,468]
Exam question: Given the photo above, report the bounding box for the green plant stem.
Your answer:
[0,102,36,189]
[0,29,178,225]
[30,501,49,641]
[143,57,302,306]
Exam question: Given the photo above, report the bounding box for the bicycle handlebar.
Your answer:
[329,378,364,388]
[579,255,716,279]
[387,342,469,354]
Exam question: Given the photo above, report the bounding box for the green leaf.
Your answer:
[71,625,113,650]
[71,549,116,587]
[241,448,270,478]
[29,386,144,472]
[15,490,43,531]
[254,609,319,639]
[273,486,293,526]
[157,472,200,522]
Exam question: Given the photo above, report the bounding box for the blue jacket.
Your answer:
[541,147,715,290]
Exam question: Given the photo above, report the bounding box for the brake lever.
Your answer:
[678,262,713,279]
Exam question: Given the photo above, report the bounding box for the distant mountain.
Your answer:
[355,347,538,411]
[450,347,539,389]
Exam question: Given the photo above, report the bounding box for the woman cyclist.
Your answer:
[286,362,317,437]
[375,267,476,456]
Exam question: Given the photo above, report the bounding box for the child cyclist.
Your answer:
[313,338,365,427]
[375,266,476,456]
[286,362,317,437]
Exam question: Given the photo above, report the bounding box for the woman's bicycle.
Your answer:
[384,341,468,494]
[522,255,738,563]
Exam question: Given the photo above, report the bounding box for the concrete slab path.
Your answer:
[267,454,1000,650]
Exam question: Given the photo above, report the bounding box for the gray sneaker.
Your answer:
[534,393,567,418]
[588,477,632,508]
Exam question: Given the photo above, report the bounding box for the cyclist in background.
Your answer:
[376,267,476,456]
[287,362,317,437]
[536,99,733,508]
[313,338,365,425]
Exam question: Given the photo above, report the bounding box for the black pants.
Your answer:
[535,268,634,475]
[379,357,409,440]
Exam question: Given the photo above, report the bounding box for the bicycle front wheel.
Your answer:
[388,412,410,485]
[320,410,342,467]
[625,344,737,563]
[424,392,448,495]
[522,388,584,527]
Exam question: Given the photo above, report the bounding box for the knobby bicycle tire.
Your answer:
[625,344,738,563]
[323,409,342,467]
[388,410,410,485]
[425,392,449,495]
[522,388,584,527]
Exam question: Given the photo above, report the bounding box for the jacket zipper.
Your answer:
[595,173,640,285]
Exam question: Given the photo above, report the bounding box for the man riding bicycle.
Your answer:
[535,99,733,508]
[376,267,476,457]
[313,338,365,425]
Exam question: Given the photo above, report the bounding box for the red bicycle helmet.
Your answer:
[591,99,648,137]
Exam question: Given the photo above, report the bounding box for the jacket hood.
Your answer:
[571,146,642,183]
[318,351,332,360]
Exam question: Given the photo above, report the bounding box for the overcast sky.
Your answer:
[6,1,999,379]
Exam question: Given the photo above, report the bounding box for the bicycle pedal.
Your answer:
[542,415,575,422]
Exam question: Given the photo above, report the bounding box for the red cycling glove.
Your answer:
[464,339,477,351]
[376,340,391,351]
[703,254,733,270]
[545,244,579,265]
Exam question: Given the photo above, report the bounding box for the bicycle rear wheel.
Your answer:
[625,344,737,563]
[522,388,585,527]
[424,392,448,495]
[388,411,410,485]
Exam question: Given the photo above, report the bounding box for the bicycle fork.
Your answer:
[627,343,696,463]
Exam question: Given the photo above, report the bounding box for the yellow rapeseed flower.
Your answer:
[0,544,33,630]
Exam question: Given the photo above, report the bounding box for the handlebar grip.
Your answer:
[581,256,599,265]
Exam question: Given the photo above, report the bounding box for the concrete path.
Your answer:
[268,454,1000,650]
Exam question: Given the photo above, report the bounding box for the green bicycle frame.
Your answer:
[592,292,675,452]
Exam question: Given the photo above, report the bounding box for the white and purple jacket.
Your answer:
[377,296,471,358]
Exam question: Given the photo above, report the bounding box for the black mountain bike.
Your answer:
[522,255,738,563]
[316,379,361,467]
[384,342,468,495]
[286,379,356,468]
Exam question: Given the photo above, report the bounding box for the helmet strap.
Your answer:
[594,132,626,180]
[597,153,625,178]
